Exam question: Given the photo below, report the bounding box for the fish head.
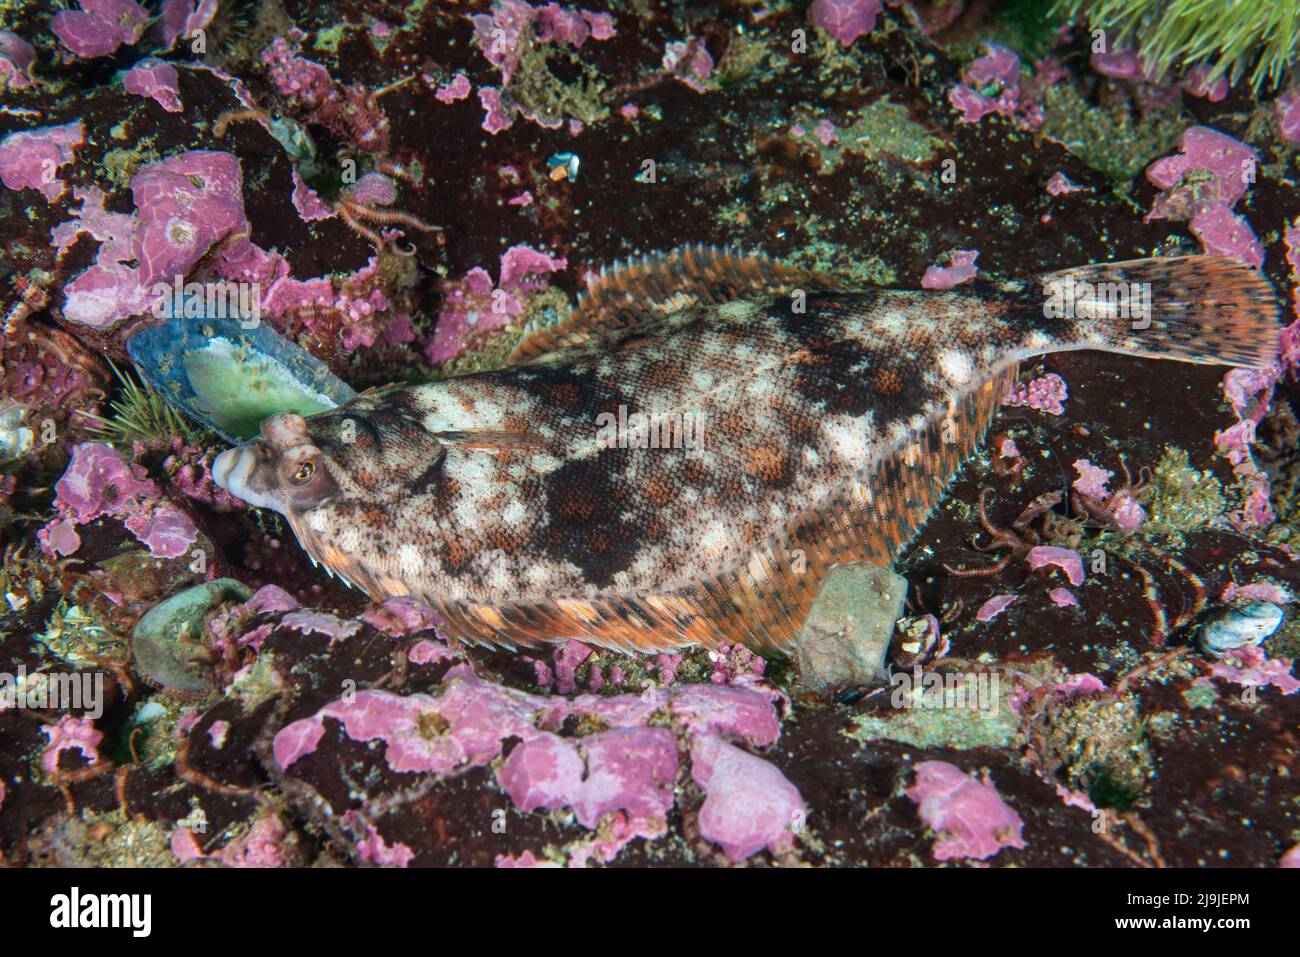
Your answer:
[212,411,345,515]
[211,400,457,595]
[212,385,553,600]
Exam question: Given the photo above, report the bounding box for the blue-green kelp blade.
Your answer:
[126,315,357,444]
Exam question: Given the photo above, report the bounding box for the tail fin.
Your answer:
[1039,256,1282,368]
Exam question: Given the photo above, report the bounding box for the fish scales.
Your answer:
[213,248,1282,654]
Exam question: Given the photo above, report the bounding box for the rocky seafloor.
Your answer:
[0,0,1298,868]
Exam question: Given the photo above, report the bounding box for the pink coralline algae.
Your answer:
[435,73,472,104]
[261,33,334,105]
[105,175,202,269]
[169,828,206,863]
[1190,203,1264,267]
[274,675,550,775]
[0,121,85,202]
[360,596,440,637]
[708,642,767,684]
[906,761,1026,862]
[1145,127,1263,267]
[976,594,1018,622]
[1045,171,1086,196]
[0,31,36,90]
[408,640,459,666]
[1071,460,1112,500]
[470,1,616,87]
[1092,51,1231,107]
[1276,88,1300,144]
[123,59,184,113]
[275,667,794,861]
[469,1,616,129]
[426,244,567,364]
[1026,546,1085,586]
[163,438,244,510]
[811,119,839,146]
[477,86,515,134]
[691,734,805,861]
[243,253,402,354]
[290,170,335,222]
[949,45,1056,129]
[346,173,398,208]
[261,32,389,151]
[278,610,360,640]
[51,0,148,59]
[1215,366,1279,528]
[1071,459,1146,529]
[353,823,415,868]
[220,813,291,867]
[810,0,883,46]
[1221,581,1293,606]
[156,0,219,51]
[39,443,198,560]
[1048,587,1077,608]
[1199,646,1300,696]
[245,584,301,615]
[1001,372,1067,415]
[1148,127,1257,210]
[668,682,784,745]
[1182,64,1229,102]
[41,715,104,774]
[1088,41,1184,112]
[1008,672,1107,717]
[1090,47,1166,85]
[52,151,248,328]
[495,850,554,868]
[172,811,290,867]
[1282,223,1300,379]
[663,40,715,93]
[921,249,979,289]
[498,727,679,828]
[549,639,592,694]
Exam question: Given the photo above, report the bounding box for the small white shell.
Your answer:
[1196,602,1284,657]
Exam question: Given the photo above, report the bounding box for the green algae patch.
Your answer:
[312,23,349,53]
[230,650,283,711]
[1039,84,1186,181]
[848,707,1020,750]
[101,143,162,190]
[1181,681,1219,710]
[1145,446,1227,531]
[1043,693,1154,809]
[849,98,941,165]
[504,33,610,130]
[796,97,940,175]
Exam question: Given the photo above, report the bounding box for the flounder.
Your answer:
[212,247,1281,654]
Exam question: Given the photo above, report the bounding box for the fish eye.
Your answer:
[292,460,316,484]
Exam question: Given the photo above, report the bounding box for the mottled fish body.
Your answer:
[213,248,1281,653]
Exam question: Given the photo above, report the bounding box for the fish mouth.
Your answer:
[212,445,278,510]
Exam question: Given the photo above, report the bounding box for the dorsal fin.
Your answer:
[507,244,844,364]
